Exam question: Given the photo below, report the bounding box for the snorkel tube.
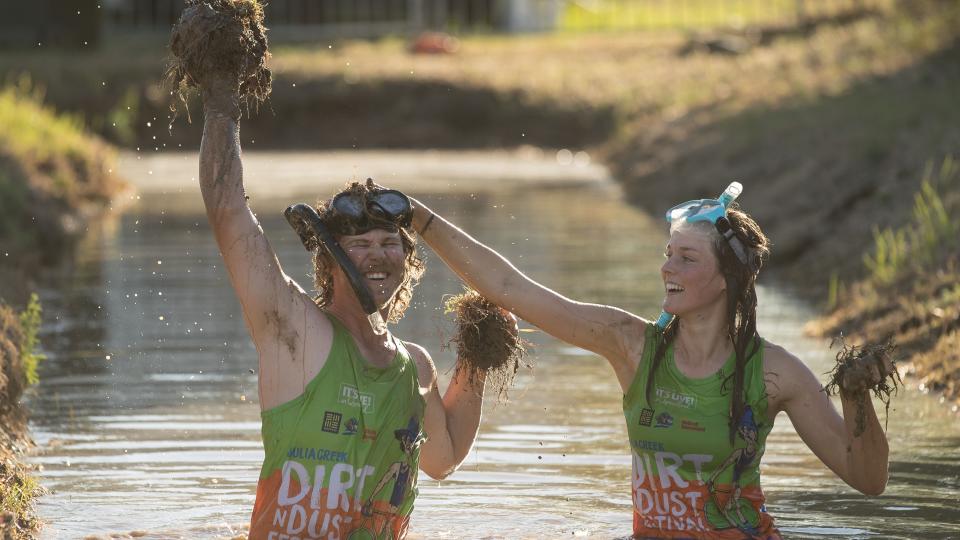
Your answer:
[655,181,743,330]
[284,203,388,335]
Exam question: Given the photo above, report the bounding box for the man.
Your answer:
[197,71,489,540]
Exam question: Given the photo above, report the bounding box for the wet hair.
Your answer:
[645,204,771,444]
[311,181,426,323]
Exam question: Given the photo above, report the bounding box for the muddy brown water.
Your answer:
[28,151,960,539]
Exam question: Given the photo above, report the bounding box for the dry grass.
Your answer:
[2,2,955,155]
[0,303,43,539]
[267,2,950,124]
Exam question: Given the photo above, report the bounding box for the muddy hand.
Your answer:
[169,3,246,119]
[840,350,894,395]
[200,78,241,118]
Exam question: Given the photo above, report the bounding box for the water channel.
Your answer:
[29,150,960,539]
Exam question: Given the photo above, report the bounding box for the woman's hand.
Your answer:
[407,195,434,236]
[501,308,520,336]
[839,349,896,397]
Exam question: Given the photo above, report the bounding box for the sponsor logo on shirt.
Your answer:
[681,419,705,432]
[639,407,655,426]
[631,439,666,452]
[321,411,342,433]
[343,417,359,435]
[363,428,378,441]
[339,383,376,413]
[286,447,349,463]
[655,386,697,409]
[654,411,674,428]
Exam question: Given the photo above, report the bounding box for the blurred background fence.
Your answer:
[2,0,894,47]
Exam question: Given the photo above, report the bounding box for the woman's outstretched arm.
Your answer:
[411,198,648,387]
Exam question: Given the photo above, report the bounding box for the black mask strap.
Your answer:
[715,217,755,272]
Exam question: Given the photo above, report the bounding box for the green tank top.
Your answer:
[249,314,426,540]
[623,325,781,539]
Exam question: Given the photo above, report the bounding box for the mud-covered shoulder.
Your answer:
[625,317,655,363]
[614,317,655,391]
[762,339,818,416]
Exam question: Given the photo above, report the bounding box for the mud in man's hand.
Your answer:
[166,0,272,120]
[445,289,529,400]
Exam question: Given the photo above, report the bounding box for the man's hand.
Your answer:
[200,78,241,119]
[168,1,270,121]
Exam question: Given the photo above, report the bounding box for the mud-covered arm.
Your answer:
[768,345,889,495]
[407,343,485,480]
[198,94,312,400]
[410,197,646,384]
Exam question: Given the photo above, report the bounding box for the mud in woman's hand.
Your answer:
[839,349,895,396]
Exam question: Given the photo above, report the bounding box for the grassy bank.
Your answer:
[0,85,125,536]
[0,82,125,279]
[0,296,45,538]
[810,159,960,406]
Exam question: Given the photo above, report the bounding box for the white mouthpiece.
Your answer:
[719,182,743,207]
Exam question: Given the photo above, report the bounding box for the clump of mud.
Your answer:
[166,0,272,119]
[823,336,900,436]
[445,289,529,399]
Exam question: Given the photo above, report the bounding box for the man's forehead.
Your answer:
[340,228,401,241]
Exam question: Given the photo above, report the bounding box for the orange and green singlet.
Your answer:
[623,325,782,539]
[249,314,425,540]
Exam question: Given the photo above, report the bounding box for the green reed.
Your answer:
[864,157,959,285]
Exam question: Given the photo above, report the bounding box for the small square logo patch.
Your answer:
[322,411,342,434]
[654,411,674,428]
[639,408,655,426]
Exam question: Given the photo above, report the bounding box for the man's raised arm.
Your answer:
[197,88,296,337]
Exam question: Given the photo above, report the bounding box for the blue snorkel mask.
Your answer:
[655,181,749,330]
[665,182,741,224]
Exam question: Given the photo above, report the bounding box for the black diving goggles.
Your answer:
[328,189,413,235]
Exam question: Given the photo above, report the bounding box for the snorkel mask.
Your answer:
[326,184,413,236]
[655,181,747,330]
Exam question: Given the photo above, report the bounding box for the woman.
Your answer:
[406,183,891,539]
